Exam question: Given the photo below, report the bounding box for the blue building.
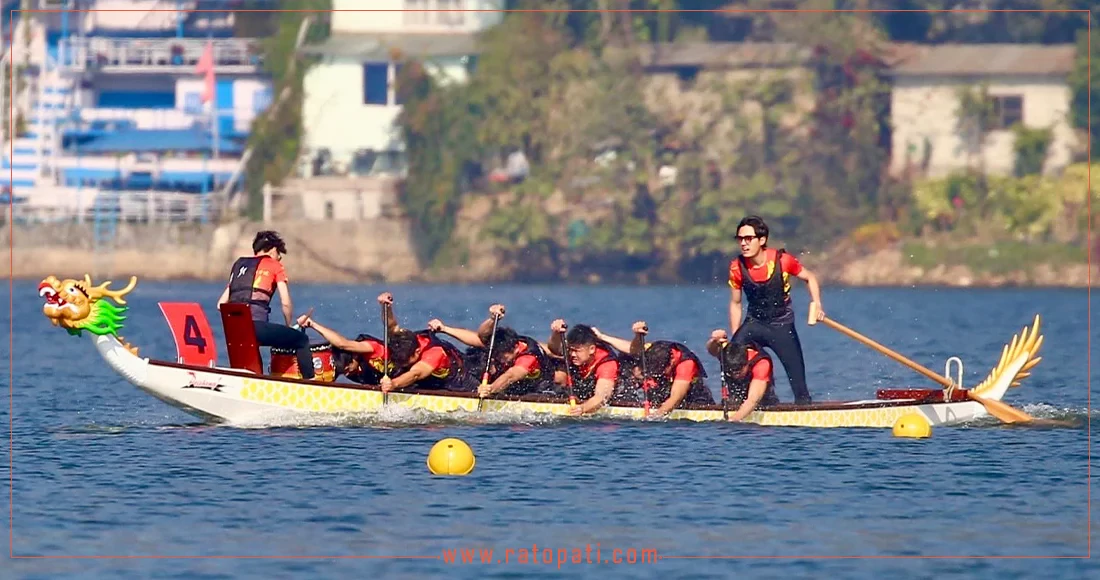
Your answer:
[3,0,274,222]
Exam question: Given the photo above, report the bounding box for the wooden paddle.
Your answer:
[476,312,502,413]
[717,342,730,421]
[559,324,578,408]
[815,311,1038,425]
[381,301,390,406]
[638,324,650,417]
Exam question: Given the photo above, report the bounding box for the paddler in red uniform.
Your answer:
[427,304,557,398]
[375,292,472,393]
[296,292,469,392]
[547,320,628,416]
[296,292,406,384]
[217,230,315,380]
[706,329,780,421]
[595,321,715,416]
[728,215,823,404]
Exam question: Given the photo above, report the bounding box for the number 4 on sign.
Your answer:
[159,302,218,367]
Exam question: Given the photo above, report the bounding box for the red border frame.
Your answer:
[6,5,1092,562]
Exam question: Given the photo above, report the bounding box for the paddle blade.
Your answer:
[968,392,1035,424]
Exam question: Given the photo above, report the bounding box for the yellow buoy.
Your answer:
[892,413,932,438]
[427,438,476,476]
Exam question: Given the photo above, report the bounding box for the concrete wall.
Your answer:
[2,217,422,284]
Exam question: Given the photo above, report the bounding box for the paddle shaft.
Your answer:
[477,314,501,412]
[819,317,954,390]
[639,331,650,417]
[560,327,577,407]
[717,342,729,420]
[382,303,390,404]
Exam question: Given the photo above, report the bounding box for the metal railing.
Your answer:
[69,106,261,131]
[56,37,261,72]
[8,190,222,224]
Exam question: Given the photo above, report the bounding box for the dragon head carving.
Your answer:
[40,274,140,355]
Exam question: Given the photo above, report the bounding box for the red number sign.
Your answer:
[159,302,217,367]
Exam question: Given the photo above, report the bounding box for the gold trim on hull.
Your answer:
[234,376,965,428]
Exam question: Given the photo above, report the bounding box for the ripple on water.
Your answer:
[6,282,1092,577]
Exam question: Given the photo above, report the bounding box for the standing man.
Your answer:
[727,216,823,404]
[217,230,315,380]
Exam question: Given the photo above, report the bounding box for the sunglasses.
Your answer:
[736,235,759,243]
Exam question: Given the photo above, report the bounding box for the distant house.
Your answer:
[298,0,504,177]
[887,43,1079,178]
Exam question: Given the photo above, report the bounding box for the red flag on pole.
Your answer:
[195,41,215,103]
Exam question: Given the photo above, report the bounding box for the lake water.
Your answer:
[4,280,1096,578]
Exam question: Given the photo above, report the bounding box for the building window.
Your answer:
[675,67,699,91]
[990,95,1023,130]
[436,0,465,27]
[404,0,430,26]
[363,62,389,105]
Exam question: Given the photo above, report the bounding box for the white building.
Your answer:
[2,0,269,225]
[888,43,1080,178]
[298,0,504,177]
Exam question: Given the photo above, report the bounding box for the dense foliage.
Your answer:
[238,0,331,220]
[382,2,1098,278]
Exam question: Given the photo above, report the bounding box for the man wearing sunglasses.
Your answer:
[217,230,315,380]
[727,216,823,405]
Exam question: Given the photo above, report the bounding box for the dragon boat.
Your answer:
[39,274,1046,428]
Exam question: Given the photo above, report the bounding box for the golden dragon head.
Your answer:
[39,275,140,354]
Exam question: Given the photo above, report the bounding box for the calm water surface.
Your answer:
[4,280,1096,578]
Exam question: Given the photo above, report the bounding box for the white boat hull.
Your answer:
[92,334,999,428]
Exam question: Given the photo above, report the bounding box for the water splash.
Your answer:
[223,405,569,430]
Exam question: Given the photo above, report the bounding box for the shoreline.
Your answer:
[3,220,1093,289]
[5,265,1093,289]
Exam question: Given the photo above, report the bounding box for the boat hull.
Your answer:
[92,334,993,428]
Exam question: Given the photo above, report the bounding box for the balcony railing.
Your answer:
[56,37,262,72]
[69,107,262,132]
[9,188,220,224]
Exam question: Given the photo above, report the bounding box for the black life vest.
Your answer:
[485,335,555,396]
[566,340,629,402]
[411,330,467,385]
[640,340,715,406]
[737,249,794,323]
[339,332,465,387]
[343,333,399,385]
[724,346,780,408]
[227,256,274,313]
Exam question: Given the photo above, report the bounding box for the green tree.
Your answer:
[394,60,481,267]
[1069,24,1098,160]
[241,0,331,220]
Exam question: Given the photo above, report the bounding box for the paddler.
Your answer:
[295,292,405,384]
[706,329,780,421]
[595,321,715,416]
[728,215,823,404]
[217,230,315,380]
[375,292,473,393]
[427,304,558,398]
[546,320,629,415]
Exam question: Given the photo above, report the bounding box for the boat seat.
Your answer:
[218,303,264,375]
